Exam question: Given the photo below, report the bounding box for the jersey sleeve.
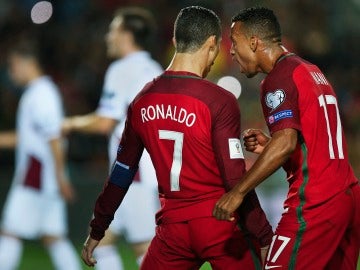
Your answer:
[212,95,273,246]
[211,96,245,188]
[90,181,128,240]
[261,74,301,134]
[237,190,273,247]
[116,104,144,169]
[89,104,143,240]
[96,63,127,121]
[33,87,63,141]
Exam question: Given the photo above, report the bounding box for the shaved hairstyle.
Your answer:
[174,6,221,53]
[232,7,282,43]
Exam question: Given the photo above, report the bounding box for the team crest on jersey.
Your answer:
[265,89,285,111]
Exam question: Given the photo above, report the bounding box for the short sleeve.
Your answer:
[261,72,301,134]
[32,87,63,140]
[96,63,127,121]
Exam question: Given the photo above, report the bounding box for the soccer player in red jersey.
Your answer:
[213,7,360,269]
[81,6,273,269]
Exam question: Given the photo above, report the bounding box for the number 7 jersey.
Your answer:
[260,53,358,209]
[120,70,247,224]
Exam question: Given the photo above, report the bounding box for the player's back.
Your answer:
[131,70,244,223]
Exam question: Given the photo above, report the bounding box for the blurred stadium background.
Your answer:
[0,0,359,269]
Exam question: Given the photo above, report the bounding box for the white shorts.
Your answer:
[1,185,67,239]
[109,182,159,243]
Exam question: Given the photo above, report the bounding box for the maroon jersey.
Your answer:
[90,71,272,245]
[261,53,358,209]
[123,70,247,223]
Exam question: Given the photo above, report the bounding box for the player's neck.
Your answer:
[120,45,143,58]
[26,67,44,84]
[261,44,288,74]
[166,52,204,78]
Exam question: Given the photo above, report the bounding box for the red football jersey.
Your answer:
[90,71,272,243]
[261,53,358,209]
[119,70,246,223]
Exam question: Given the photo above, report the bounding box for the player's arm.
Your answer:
[82,105,143,266]
[243,128,271,154]
[213,128,298,221]
[211,96,273,248]
[62,113,117,136]
[0,131,17,149]
[49,137,76,202]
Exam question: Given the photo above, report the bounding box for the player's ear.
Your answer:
[249,36,258,52]
[207,35,217,51]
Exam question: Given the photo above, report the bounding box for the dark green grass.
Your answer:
[18,239,211,270]
[17,239,360,270]
[18,239,138,270]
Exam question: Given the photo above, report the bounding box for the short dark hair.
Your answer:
[174,6,221,53]
[232,7,281,43]
[114,7,157,51]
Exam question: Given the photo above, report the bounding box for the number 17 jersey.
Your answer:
[260,53,358,210]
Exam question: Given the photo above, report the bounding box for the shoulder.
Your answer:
[132,75,161,102]
[262,55,307,91]
[128,52,163,76]
[142,54,163,70]
[270,55,313,80]
[106,59,125,75]
[24,78,63,118]
[200,79,238,107]
[30,77,59,98]
[103,60,126,87]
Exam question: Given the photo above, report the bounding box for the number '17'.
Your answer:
[318,94,344,159]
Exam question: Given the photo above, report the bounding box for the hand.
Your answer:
[243,129,270,154]
[260,245,269,265]
[213,190,244,221]
[59,178,76,203]
[61,119,72,136]
[81,235,99,267]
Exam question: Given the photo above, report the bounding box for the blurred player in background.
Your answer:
[0,41,81,270]
[62,7,162,270]
[213,6,360,269]
[82,6,273,269]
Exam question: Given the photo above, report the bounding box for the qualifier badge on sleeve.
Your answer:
[228,138,244,159]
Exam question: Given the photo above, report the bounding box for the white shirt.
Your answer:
[96,51,163,166]
[13,76,64,195]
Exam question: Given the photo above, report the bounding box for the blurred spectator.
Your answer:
[0,39,81,270]
[62,6,162,269]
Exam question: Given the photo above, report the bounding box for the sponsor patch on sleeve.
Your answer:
[228,138,244,159]
[268,109,293,124]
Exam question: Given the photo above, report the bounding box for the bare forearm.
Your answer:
[50,137,75,201]
[63,113,116,135]
[49,138,66,183]
[0,131,17,149]
[213,129,297,222]
[235,129,297,196]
